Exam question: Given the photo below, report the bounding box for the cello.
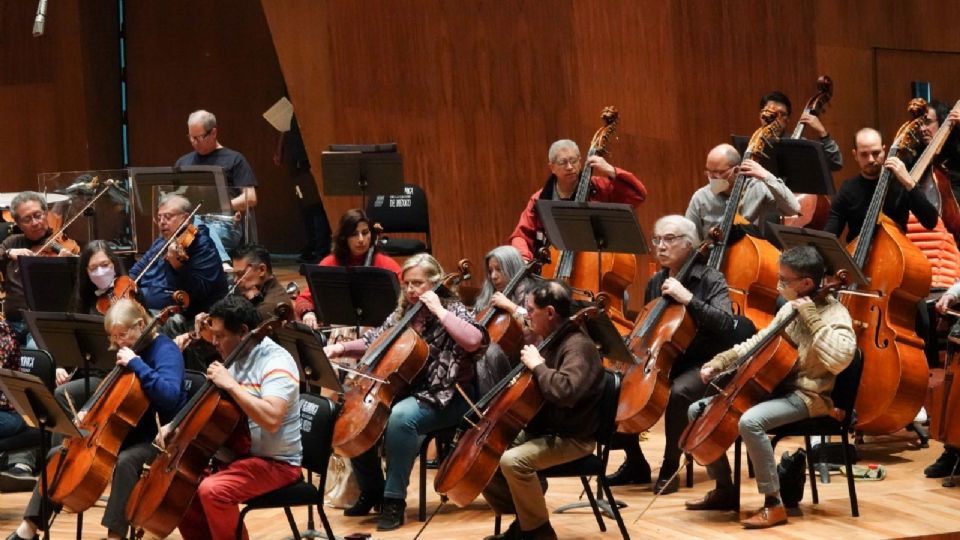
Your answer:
[613,240,712,434]
[783,75,834,230]
[841,98,930,434]
[331,260,471,458]
[539,106,636,320]
[125,304,291,539]
[707,105,785,328]
[476,248,548,358]
[928,311,960,451]
[45,292,189,513]
[910,99,960,239]
[434,306,599,507]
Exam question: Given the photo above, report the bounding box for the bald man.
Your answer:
[685,144,800,240]
[824,128,938,241]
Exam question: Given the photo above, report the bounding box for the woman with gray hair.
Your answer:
[608,215,740,496]
[474,245,537,394]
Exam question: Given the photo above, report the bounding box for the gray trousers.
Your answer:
[688,393,809,494]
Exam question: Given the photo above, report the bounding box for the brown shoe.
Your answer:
[685,488,737,511]
[741,504,788,529]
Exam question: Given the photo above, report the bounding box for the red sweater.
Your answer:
[294,252,403,319]
[507,168,647,260]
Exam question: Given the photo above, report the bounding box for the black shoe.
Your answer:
[343,492,381,516]
[653,474,679,495]
[0,464,37,493]
[523,521,558,540]
[6,532,38,540]
[924,449,960,478]
[376,497,406,531]
[606,459,651,486]
[483,519,522,540]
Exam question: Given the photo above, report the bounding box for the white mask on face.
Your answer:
[708,177,730,194]
[89,266,116,291]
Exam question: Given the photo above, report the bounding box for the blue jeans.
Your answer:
[0,410,26,438]
[6,319,36,349]
[350,394,470,500]
[195,214,242,264]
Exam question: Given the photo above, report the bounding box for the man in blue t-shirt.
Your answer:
[176,109,259,266]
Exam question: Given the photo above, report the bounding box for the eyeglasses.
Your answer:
[189,129,213,143]
[154,211,185,224]
[777,275,808,287]
[651,234,686,247]
[16,211,45,224]
[553,157,581,168]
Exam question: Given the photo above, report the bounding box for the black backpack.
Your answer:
[778,448,806,510]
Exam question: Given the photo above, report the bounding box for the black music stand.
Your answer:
[535,201,647,296]
[731,135,835,195]
[19,256,79,312]
[321,143,403,209]
[301,265,400,333]
[0,368,81,540]
[768,224,868,287]
[23,311,114,399]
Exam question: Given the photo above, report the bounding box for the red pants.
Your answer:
[179,456,302,540]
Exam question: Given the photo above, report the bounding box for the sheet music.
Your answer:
[263,97,294,132]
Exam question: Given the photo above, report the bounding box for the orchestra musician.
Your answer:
[473,245,536,394]
[685,144,800,240]
[227,244,292,320]
[480,280,604,540]
[685,246,855,529]
[0,191,77,347]
[129,193,229,327]
[508,139,647,261]
[174,295,303,540]
[760,90,844,171]
[74,240,130,315]
[608,216,736,494]
[294,208,402,329]
[324,253,486,531]
[926,100,960,203]
[930,274,960,478]
[7,299,186,540]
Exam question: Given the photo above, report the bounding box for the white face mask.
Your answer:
[89,266,116,290]
[708,177,730,194]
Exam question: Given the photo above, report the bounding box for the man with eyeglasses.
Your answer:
[508,139,646,261]
[129,193,228,328]
[685,143,800,241]
[0,191,76,346]
[175,109,258,269]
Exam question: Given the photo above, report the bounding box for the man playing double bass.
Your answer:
[508,139,646,261]
[481,280,604,540]
[685,246,855,529]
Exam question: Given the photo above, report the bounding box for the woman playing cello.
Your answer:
[684,246,855,529]
[324,253,486,531]
[609,215,736,494]
[8,299,186,540]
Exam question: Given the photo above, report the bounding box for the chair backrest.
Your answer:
[594,370,622,447]
[183,369,207,400]
[299,393,340,474]
[830,348,864,426]
[17,349,55,390]
[366,184,430,236]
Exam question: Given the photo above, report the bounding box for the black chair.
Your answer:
[366,183,431,256]
[235,393,340,540]
[182,369,207,400]
[417,426,456,521]
[0,349,56,460]
[492,370,630,540]
[733,349,863,517]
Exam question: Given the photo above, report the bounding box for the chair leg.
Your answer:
[600,478,631,540]
[803,435,820,504]
[316,501,337,540]
[579,476,606,533]
[734,438,742,512]
[283,507,302,539]
[236,506,251,540]
[419,443,428,522]
[840,430,859,517]
[494,514,502,535]
[76,511,82,540]
[685,454,694,488]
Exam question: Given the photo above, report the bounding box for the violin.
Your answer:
[33,179,117,257]
[96,275,139,315]
[126,303,291,539]
[331,260,472,458]
[539,106,636,320]
[784,75,834,230]
[435,306,600,506]
[123,203,202,299]
[45,292,189,513]
[170,223,198,263]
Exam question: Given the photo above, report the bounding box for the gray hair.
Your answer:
[476,245,533,310]
[654,214,700,246]
[11,191,47,214]
[187,109,217,131]
[548,139,580,164]
[158,193,192,213]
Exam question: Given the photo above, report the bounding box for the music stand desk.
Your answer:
[301,265,399,330]
[275,322,343,394]
[769,224,868,286]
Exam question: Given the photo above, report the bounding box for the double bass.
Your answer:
[45,292,189,513]
[434,306,599,507]
[783,75,834,230]
[707,105,785,328]
[841,98,930,434]
[928,312,960,451]
[613,240,712,433]
[331,260,471,457]
[125,304,290,539]
[910,99,960,239]
[539,106,636,322]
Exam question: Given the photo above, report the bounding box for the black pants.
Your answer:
[302,202,332,257]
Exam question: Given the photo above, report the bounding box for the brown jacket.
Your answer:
[526,324,604,439]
